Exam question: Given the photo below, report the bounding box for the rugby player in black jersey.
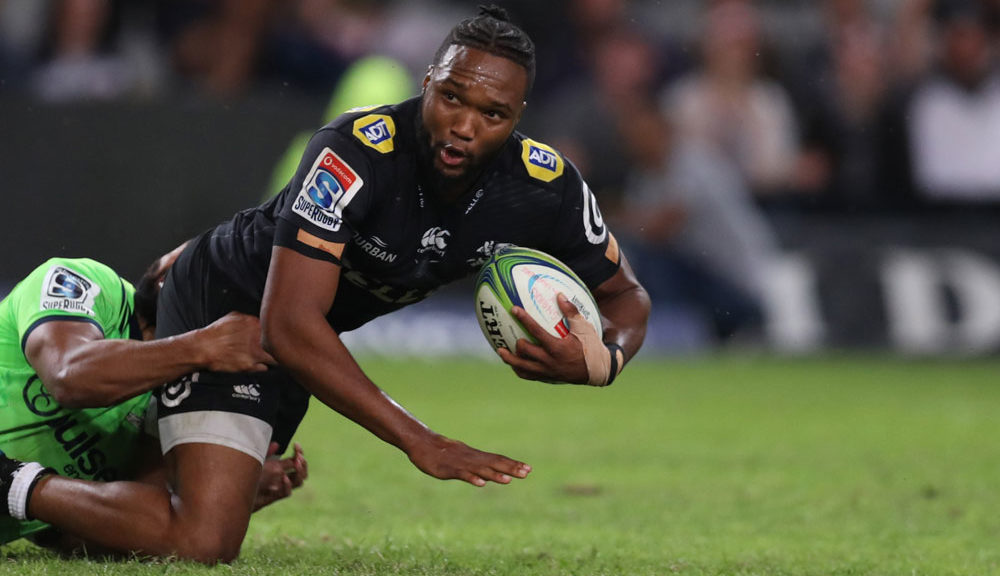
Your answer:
[6,5,650,563]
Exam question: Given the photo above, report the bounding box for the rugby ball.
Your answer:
[475,246,602,353]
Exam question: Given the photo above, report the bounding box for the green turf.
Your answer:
[3,355,1000,575]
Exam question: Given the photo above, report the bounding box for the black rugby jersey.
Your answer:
[206,97,619,332]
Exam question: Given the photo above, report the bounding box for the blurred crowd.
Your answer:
[2,0,1000,344]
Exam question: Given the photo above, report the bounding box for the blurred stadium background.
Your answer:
[2,0,1000,358]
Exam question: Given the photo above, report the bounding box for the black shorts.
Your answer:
[154,232,310,462]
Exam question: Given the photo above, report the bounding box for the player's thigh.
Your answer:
[163,442,261,560]
[157,370,282,463]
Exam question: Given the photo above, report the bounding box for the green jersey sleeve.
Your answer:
[5,258,136,351]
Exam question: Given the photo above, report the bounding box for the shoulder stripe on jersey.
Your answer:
[20,315,103,354]
[297,228,345,260]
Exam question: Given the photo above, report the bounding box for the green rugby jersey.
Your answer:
[0,258,152,544]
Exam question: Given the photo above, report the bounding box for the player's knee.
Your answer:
[177,539,240,565]
[174,530,244,565]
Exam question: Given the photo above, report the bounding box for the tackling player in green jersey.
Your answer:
[0,257,151,543]
[0,251,304,548]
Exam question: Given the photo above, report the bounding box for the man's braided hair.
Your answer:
[433,4,536,97]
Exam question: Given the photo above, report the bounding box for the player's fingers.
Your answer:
[496,346,517,364]
[498,348,549,380]
[498,348,542,380]
[259,350,277,366]
[512,460,532,477]
[498,346,537,371]
[513,341,564,378]
[559,293,599,341]
[294,442,308,480]
[512,360,556,382]
[515,365,551,382]
[265,441,280,459]
[510,306,559,346]
[513,337,548,361]
[480,467,512,484]
[294,460,307,485]
[556,293,580,317]
[457,470,487,487]
[470,450,531,483]
[279,458,306,485]
[286,459,305,488]
[490,457,532,479]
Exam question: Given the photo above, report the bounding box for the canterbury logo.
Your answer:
[419,227,450,253]
[232,384,261,399]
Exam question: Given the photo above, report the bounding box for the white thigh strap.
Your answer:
[158,411,273,464]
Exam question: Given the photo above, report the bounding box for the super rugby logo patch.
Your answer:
[520,138,564,183]
[292,148,364,232]
[40,265,100,316]
[353,114,396,154]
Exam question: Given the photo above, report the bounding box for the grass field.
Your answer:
[3,355,1000,575]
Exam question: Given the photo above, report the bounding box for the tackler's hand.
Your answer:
[196,312,276,373]
[253,442,308,511]
[497,293,611,385]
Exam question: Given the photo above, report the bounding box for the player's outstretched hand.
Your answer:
[497,294,596,385]
[407,433,531,487]
[196,311,276,372]
[254,442,308,511]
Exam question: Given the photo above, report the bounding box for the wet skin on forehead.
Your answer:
[428,45,527,112]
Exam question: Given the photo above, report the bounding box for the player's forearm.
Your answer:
[45,333,208,408]
[596,282,650,365]
[263,312,432,453]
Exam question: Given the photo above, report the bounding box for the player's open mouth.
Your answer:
[439,146,467,167]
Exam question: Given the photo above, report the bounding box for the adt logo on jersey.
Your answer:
[530,148,558,170]
[520,138,564,182]
[293,148,364,232]
[39,265,100,316]
[353,114,396,154]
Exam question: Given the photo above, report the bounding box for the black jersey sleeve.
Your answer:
[546,160,621,290]
[275,128,373,260]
